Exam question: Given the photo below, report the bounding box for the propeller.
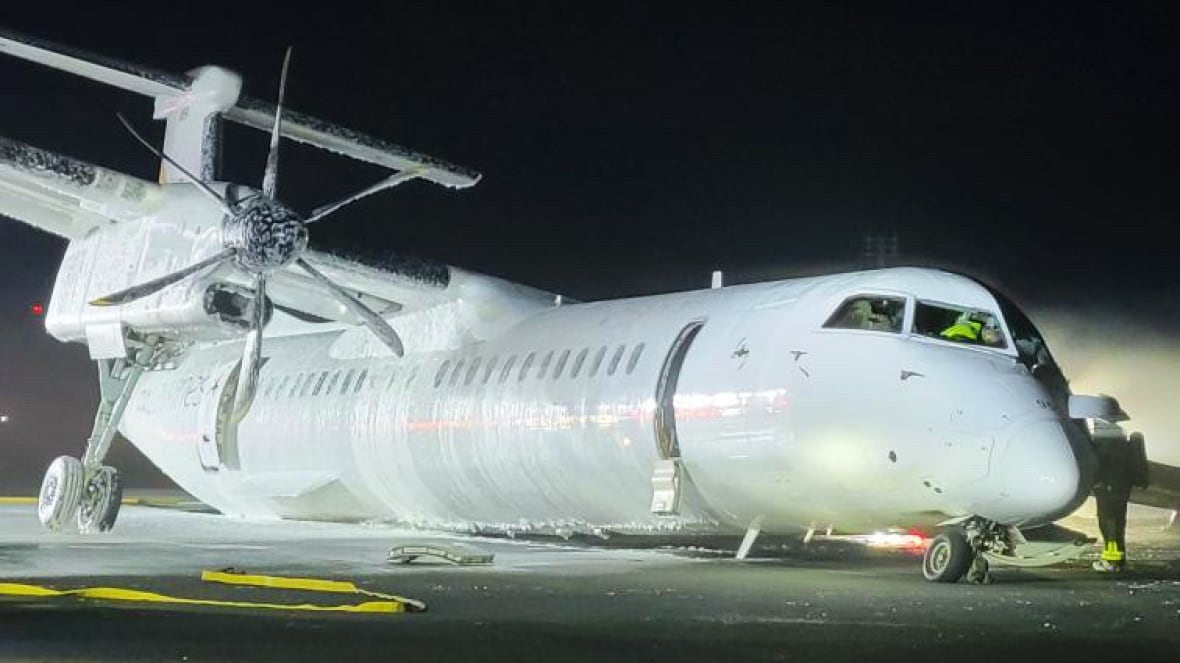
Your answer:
[90,47,412,421]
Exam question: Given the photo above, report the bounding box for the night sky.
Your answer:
[1,3,1178,489]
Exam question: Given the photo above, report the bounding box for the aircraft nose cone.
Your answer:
[995,421,1083,525]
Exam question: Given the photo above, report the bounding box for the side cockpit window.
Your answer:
[824,296,906,333]
[913,301,1007,349]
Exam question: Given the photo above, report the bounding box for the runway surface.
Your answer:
[1,500,1178,662]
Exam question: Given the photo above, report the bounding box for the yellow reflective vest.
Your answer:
[940,319,982,342]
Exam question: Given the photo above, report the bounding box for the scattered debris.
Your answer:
[389,544,495,566]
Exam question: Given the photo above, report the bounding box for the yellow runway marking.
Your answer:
[0,496,194,507]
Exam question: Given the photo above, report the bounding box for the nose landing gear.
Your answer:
[922,517,1012,583]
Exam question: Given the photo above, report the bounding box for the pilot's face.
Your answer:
[981,327,1002,346]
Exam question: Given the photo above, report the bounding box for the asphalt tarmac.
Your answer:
[0,500,1178,662]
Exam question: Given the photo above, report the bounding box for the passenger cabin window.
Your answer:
[311,372,328,396]
[552,350,571,380]
[450,359,466,387]
[518,352,536,382]
[824,296,905,333]
[301,373,318,398]
[465,358,482,386]
[324,371,341,396]
[499,356,517,384]
[482,357,498,385]
[570,348,589,378]
[607,345,626,376]
[289,374,306,399]
[626,344,645,374]
[588,346,608,377]
[274,376,289,400]
[434,360,451,388]
[913,301,1007,349]
[537,351,553,380]
[340,369,355,395]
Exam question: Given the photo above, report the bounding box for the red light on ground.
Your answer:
[30,302,44,316]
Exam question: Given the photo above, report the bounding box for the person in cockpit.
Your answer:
[841,299,898,332]
[980,320,1005,348]
[940,311,982,343]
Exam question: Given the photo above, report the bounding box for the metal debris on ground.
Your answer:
[389,544,495,566]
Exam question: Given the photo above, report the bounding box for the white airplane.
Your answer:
[2,30,1177,584]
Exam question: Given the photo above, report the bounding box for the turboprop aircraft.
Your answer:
[2,30,1178,584]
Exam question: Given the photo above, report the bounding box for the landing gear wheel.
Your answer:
[77,466,123,534]
[923,530,974,583]
[37,456,84,531]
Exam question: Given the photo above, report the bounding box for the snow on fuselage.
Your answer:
[119,267,1093,536]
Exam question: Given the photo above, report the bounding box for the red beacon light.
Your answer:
[30,302,45,317]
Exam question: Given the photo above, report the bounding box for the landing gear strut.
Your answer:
[922,517,1012,584]
[37,335,172,533]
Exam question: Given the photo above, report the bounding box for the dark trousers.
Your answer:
[1095,488,1129,557]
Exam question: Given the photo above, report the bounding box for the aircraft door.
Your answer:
[196,360,244,471]
[650,320,706,514]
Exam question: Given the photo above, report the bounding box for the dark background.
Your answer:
[1,2,1178,490]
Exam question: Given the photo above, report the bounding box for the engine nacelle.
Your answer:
[44,185,258,351]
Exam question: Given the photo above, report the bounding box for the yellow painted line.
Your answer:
[0,497,179,506]
[202,570,426,610]
[0,571,425,614]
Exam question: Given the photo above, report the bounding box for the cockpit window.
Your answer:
[990,289,1054,369]
[824,296,906,333]
[913,301,1007,349]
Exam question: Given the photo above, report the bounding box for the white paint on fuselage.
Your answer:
[120,268,1090,536]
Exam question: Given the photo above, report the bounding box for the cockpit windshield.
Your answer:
[912,301,1007,349]
[986,286,1071,399]
[989,290,1053,369]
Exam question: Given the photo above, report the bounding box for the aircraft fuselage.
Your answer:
[118,268,1095,537]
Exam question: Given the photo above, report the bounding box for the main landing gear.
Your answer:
[922,517,1013,584]
[37,336,169,533]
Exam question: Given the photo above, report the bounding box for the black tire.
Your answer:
[77,466,123,534]
[37,456,84,531]
[922,530,973,583]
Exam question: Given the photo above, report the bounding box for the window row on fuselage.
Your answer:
[431,343,647,389]
[261,366,375,402]
[250,342,648,404]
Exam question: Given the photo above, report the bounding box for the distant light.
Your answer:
[0,415,8,423]
[30,302,45,317]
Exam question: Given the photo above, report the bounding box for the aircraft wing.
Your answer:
[0,135,163,238]
[1130,461,1180,512]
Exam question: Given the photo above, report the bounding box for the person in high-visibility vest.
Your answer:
[1091,428,1132,573]
[940,312,982,342]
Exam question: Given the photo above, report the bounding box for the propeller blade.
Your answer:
[89,248,236,307]
[295,258,405,357]
[305,168,425,224]
[231,274,268,424]
[261,47,293,200]
[116,113,234,216]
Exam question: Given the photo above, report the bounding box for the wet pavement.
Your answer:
[0,502,1177,662]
